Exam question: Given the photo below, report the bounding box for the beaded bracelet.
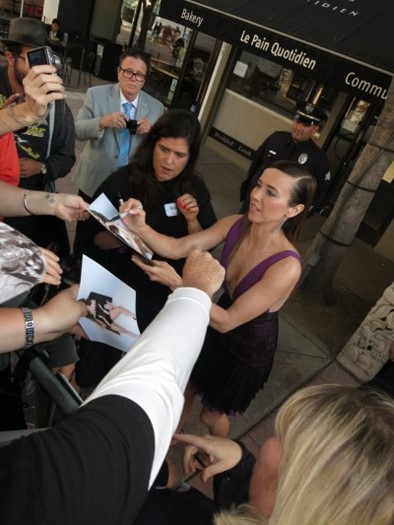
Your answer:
[21,307,35,348]
[23,190,34,215]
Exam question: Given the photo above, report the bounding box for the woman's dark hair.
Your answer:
[128,109,202,206]
[271,160,316,243]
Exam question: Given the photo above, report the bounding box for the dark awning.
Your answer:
[159,0,393,101]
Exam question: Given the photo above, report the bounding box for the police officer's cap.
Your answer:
[294,102,327,125]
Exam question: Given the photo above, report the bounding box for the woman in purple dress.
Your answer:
[123,160,316,436]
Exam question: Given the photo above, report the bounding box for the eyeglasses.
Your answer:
[12,53,27,62]
[118,66,146,82]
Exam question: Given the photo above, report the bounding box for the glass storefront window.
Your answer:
[341,98,370,134]
[143,20,193,106]
[228,50,337,117]
[121,0,139,24]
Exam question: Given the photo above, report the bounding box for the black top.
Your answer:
[0,396,154,525]
[240,130,331,214]
[133,440,256,524]
[74,165,217,387]
[75,165,217,331]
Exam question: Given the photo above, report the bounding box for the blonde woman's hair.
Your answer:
[214,504,267,525]
[271,384,394,525]
[213,385,394,525]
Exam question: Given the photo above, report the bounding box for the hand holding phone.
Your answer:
[27,46,62,71]
[132,252,156,267]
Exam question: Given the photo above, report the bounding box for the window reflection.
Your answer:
[229,50,337,117]
[117,0,196,106]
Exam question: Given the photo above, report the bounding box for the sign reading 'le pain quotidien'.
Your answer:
[160,0,393,102]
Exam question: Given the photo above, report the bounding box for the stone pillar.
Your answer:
[337,282,394,381]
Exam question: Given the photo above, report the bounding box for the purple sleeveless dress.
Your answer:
[191,217,301,414]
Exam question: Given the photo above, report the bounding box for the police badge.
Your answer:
[305,103,315,115]
[298,153,308,165]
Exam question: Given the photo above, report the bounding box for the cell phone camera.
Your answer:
[27,46,62,71]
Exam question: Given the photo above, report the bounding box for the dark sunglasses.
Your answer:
[293,113,318,127]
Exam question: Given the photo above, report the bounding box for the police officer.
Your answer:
[240,102,331,215]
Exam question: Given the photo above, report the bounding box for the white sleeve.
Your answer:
[84,287,211,486]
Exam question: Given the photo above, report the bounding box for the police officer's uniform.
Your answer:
[240,102,331,214]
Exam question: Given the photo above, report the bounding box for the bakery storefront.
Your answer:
[140,0,393,256]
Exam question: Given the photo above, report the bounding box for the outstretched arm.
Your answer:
[0,183,89,221]
[120,197,239,259]
[0,286,87,353]
[131,257,183,290]
[0,252,225,524]
[87,251,225,486]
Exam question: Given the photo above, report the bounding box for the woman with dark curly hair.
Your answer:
[74,109,216,388]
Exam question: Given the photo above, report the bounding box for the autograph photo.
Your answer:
[89,193,153,261]
[78,256,140,352]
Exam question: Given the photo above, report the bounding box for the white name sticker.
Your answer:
[164,202,179,217]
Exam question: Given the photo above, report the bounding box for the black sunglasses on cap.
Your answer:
[294,113,319,127]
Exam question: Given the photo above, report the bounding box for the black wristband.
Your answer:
[21,307,35,348]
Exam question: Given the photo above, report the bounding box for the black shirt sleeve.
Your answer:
[133,440,255,525]
[213,440,256,509]
[46,100,76,181]
[247,136,271,178]
[0,396,155,525]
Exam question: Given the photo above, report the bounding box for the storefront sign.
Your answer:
[240,30,318,71]
[159,0,393,102]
